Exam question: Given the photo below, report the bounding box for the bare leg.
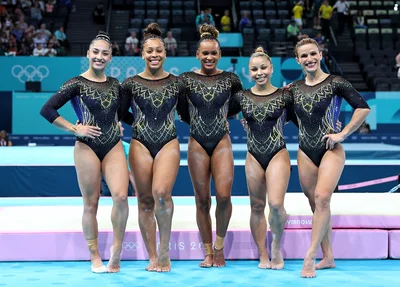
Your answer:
[188,137,213,268]
[102,141,129,272]
[265,149,290,270]
[298,150,336,272]
[299,146,345,278]
[130,140,157,271]
[152,139,180,272]
[245,153,270,269]
[74,142,103,271]
[211,135,234,267]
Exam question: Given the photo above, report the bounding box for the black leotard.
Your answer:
[229,88,295,170]
[40,76,123,161]
[120,74,183,158]
[289,75,370,166]
[178,71,243,156]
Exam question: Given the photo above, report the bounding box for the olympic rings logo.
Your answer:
[11,65,50,83]
[122,241,141,251]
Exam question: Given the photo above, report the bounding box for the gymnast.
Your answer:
[288,38,370,278]
[178,24,243,268]
[228,47,297,269]
[40,32,130,274]
[119,23,184,272]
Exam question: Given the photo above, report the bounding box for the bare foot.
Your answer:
[89,248,104,269]
[258,252,271,269]
[301,255,316,278]
[199,254,213,268]
[107,246,121,273]
[271,244,284,270]
[315,257,336,270]
[145,258,158,272]
[212,248,226,267]
[157,253,171,272]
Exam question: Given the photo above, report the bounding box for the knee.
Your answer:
[138,195,155,211]
[216,195,231,209]
[268,200,284,215]
[251,199,266,215]
[84,200,99,214]
[112,192,128,205]
[196,197,211,213]
[314,193,331,210]
[153,187,172,206]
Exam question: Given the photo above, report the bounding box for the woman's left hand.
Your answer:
[321,133,345,150]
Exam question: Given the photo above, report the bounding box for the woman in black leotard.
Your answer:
[288,38,370,278]
[229,47,295,270]
[40,32,129,274]
[178,24,243,268]
[119,23,184,272]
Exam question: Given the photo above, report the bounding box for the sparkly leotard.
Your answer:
[40,76,122,161]
[229,88,295,170]
[178,71,243,156]
[289,75,370,166]
[120,74,184,158]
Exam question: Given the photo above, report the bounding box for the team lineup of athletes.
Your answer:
[39,22,370,278]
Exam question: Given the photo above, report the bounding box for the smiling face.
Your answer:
[196,40,221,74]
[87,39,112,71]
[295,43,322,74]
[142,38,166,71]
[249,55,273,87]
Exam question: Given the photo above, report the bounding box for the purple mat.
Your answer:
[389,230,400,259]
[0,229,388,261]
[285,215,400,229]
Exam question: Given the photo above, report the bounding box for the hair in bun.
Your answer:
[142,22,164,47]
[197,24,220,49]
[250,46,271,63]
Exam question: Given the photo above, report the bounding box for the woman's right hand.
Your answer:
[73,124,102,139]
[240,118,249,133]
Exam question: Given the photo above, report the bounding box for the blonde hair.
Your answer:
[294,38,321,57]
[197,24,220,48]
[250,46,272,63]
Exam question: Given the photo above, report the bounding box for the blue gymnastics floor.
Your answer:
[0,260,399,287]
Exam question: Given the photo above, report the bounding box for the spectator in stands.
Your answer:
[30,1,42,23]
[18,41,31,55]
[33,42,46,55]
[292,1,304,29]
[195,10,204,30]
[220,9,231,32]
[396,52,400,79]
[358,121,370,134]
[54,26,68,47]
[197,8,215,28]
[44,39,57,56]
[33,31,47,47]
[124,31,139,56]
[44,0,54,18]
[319,0,333,39]
[36,23,51,41]
[112,41,120,56]
[239,11,252,31]
[287,20,308,46]
[0,130,12,146]
[353,10,367,29]
[333,0,350,35]
[313,0,323,29]
[5,36,17,55]
[92,2,105,24]
[314,32,326,50]
[164,30,177,56]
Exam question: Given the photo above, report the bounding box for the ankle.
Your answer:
[214,236,224,250]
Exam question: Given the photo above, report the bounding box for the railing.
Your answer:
[105,0,113,34]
